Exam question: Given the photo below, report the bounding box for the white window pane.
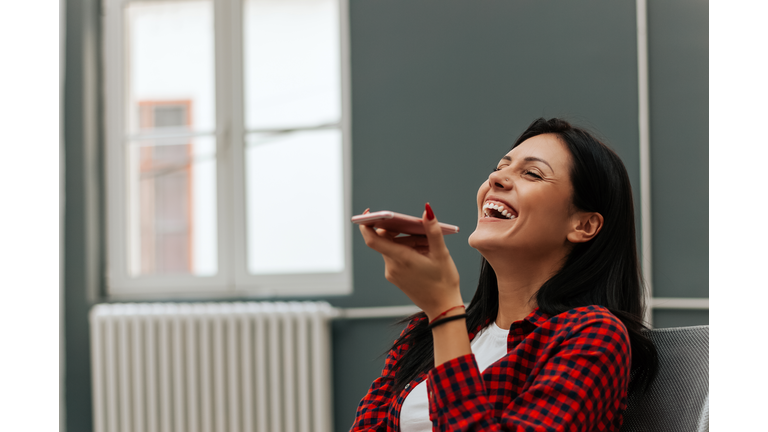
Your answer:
[127,135,218,276]
[244,0,341,129]
[246,129,344,274]
[126,1,215,134]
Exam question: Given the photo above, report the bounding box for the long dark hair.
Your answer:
[389,117,658,394]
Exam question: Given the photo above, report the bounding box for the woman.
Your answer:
[352,118,658,431]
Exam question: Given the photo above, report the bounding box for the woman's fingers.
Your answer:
[422,203,449,258]
[359,205,448,261]
[392,235,429,247]
[393,235,430,254]
[358,223,414,257]
[414,246,430,255]
[376,228,399,241]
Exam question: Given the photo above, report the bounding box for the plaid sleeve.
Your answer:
[426,314,631,431]
[350,317,423,431]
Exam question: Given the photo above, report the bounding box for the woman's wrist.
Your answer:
[428,313,467,329]
[424,294,464,322]
[428,305,466,325]
[431,311,471,366]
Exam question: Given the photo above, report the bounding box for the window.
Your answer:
[136,100,197,275]
[103,0,351,298]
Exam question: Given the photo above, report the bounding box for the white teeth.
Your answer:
[482,201,517,219]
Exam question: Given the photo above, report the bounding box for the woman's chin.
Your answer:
[468,230,505,253]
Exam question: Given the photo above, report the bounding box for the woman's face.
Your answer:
[468,133,577,260]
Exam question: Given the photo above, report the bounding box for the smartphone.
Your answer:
[351,211,460,235]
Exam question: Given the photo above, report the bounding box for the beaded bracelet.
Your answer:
[428,305,466,325]
[427,313,467,330]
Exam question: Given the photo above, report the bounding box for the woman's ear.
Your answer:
[566,212,604,243]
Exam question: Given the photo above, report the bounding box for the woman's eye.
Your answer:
[525,170,543,179]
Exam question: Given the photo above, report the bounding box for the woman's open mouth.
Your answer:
[482,200,518,220]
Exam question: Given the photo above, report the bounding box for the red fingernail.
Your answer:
[425,203,435,220]
[364,208,370,214]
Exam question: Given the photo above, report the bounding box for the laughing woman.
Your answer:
[352,118,658,431]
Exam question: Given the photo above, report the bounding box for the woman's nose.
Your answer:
[488,169,512,189]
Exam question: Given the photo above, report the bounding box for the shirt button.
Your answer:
[405,383,410,389]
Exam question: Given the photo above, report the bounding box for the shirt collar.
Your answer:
[524,307,551,328]
[470,306,551,337]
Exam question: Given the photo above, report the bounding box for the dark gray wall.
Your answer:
[648,0,709,302]
[64,1,708,431]
[653,309,708,328]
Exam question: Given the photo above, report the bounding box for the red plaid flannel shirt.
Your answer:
[351,305,631,431]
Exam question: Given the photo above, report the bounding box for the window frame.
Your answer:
[103,0,353,299]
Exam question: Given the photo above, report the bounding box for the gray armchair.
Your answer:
[622,325,709,432]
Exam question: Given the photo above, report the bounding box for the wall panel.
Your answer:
[648,0,709,301]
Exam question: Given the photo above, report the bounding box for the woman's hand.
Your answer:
[358,203,463,321]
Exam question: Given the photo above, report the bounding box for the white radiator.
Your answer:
[89,302,337,432]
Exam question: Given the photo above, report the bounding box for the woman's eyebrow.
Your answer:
[500,155,554,173]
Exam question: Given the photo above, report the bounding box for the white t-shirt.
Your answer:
[399,322,509,432]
